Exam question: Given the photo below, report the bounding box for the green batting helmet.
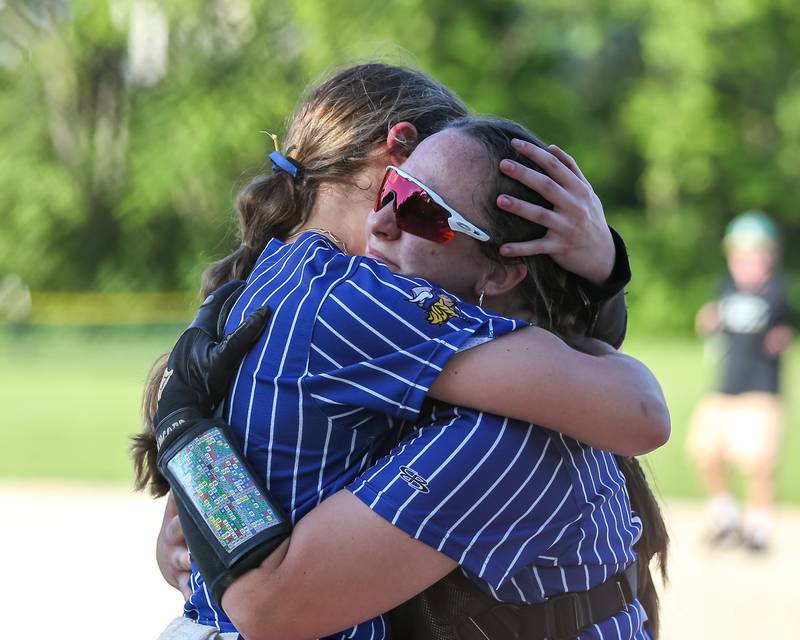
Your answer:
[724,211,778,250]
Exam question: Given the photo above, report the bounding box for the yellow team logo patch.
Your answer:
[407,286,463,325]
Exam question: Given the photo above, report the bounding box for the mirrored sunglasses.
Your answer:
[374,166,492,244]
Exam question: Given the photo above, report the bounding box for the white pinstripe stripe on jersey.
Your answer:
[234,239,335,454]
[390,409,485,524]
[348,403,650,639]
[497,485,579,589]
[288,258,358,512]
[343,426,360,471]
[323,298,453,371]
[558,433,604,568]
[435,422,532,553]
[338,282,438,342]
[581,448,622,566]
[458,438,554,568]
[478,457,569,580]
[316,372,426,415]
[183,233,522,639]
[355,411,459,511]
[411,416,509,538]
[348,410,438,496]
[488,471,573,586]
[316,315,372,359]
[261,247,355,494]
[601,453,640,550]
[310,341,343,368]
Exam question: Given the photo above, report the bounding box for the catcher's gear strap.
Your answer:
[390,561,638,640]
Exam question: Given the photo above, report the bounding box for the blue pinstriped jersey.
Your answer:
[348,404,651,639]
[182,233,524,637]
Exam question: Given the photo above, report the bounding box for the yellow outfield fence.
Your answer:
[17,291,198,326]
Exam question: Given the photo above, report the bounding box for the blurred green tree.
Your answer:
[0,0,797,332]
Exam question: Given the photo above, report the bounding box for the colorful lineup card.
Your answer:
[168,427,280,553]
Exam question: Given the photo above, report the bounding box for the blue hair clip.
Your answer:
[269,151,299,178]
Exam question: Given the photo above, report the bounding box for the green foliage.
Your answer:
[615,208,724,333]
[1,0,799,330]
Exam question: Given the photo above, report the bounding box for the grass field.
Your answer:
[2,325,799,503]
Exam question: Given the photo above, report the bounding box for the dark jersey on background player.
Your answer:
[716,272,792,395]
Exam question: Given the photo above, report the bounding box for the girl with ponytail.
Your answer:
[133,62,473,496]
[360,117,668,639]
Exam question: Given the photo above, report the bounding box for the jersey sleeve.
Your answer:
[304,258,524,431]
[346,409,579,591]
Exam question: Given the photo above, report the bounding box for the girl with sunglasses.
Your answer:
[360,119,667,639]
[137,64,668,640]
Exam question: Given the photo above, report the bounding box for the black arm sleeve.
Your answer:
[579,227,630,348]
[577,227,631,303]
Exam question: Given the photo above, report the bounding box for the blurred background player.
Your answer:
[688,211,794,552]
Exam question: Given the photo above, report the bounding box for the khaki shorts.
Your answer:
[158,617,239,640]
[687,392,782,470]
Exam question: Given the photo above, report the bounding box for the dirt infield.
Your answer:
[4,484,797,639]
[657,499,800,639]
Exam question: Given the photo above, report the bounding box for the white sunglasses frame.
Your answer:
[384,165,492,243]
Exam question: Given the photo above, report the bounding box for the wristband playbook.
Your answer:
[156,417,291,607]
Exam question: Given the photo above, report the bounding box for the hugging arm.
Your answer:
[170,330,666,639]
[223,490,455,640]
[464,139,665,452]
[154,320,668,607]
[430,326,669,456]
[224,381,628,640]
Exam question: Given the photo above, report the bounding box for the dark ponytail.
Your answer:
[201,171,311,297]
[131,353,171,496]
[131,172,312,497]
[616,456,669,638]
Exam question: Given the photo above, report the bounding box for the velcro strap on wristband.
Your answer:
[155,407,206,453]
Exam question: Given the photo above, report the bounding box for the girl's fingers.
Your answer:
[508,138,586,194]
[178,573,193,601]
[499,158,572,210]
[499,237,561,258]
[166,514,185,544]
[496,195,569,234]
[547,144,588,184]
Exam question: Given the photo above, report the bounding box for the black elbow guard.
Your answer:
[156,413,291,608]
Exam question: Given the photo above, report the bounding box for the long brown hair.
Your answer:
[448,116,669,637]
[131,63,469,496]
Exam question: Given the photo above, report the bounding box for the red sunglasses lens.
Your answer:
[396,191,455,244]
[377,170,455,244]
